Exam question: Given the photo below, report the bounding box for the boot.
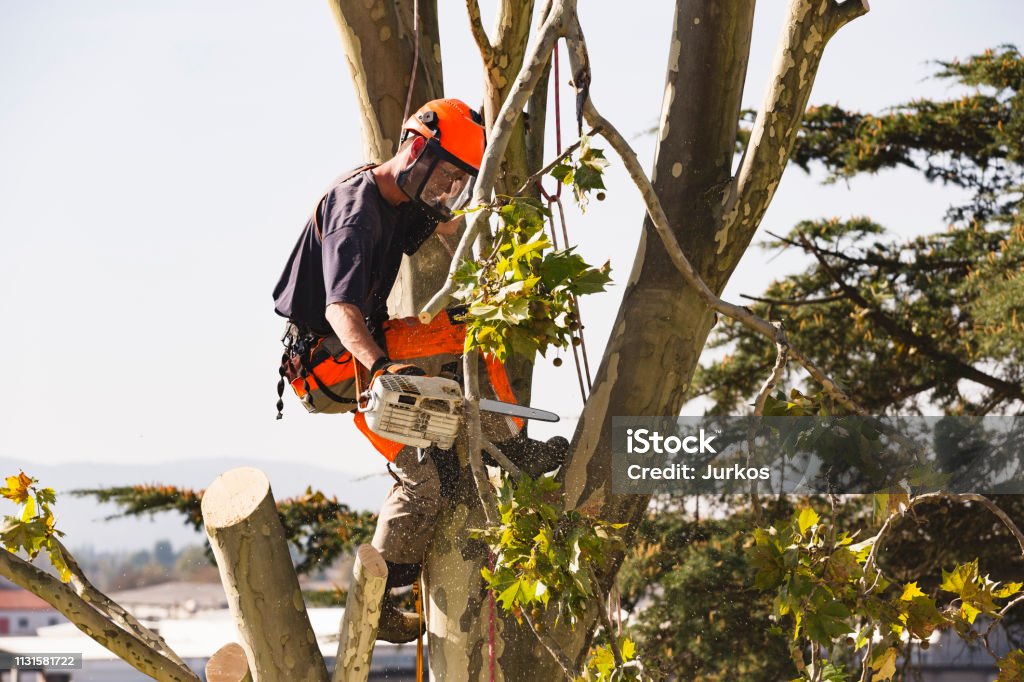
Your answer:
[489,435,569,477]
[377,592,424,643]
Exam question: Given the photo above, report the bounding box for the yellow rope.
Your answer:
[414,580,424,682]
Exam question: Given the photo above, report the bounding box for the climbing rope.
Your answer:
[537,40,594,402]
[414,579,424,682]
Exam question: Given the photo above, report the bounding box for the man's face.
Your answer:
[421,161,472,207]
[397,135,477,221]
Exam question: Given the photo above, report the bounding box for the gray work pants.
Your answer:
[370,448,443,568]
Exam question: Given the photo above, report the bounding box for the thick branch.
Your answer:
[465,0,493,62]
[463,349,499,525]
[0,550,200,682]
[718,0,869,261]
[522,609,577,679]
[54,538,190,670]
[753,323,791,416]
[334,544,387,682]
[419,0,573,322]
[202,468,328,681]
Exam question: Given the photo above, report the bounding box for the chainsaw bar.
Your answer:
[479,398,559,423]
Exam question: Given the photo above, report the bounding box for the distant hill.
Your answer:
[1,457,392,552]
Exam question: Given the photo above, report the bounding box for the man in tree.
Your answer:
[273,98,566,642]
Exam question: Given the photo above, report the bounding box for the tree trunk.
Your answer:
[333,544,388,682]
[202,467,328,682]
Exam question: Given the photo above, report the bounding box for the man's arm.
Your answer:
[325,302,385,371]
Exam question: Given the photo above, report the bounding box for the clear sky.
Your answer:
[1,1,1021,485]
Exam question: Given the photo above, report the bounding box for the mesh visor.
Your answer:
[399,138,477,221]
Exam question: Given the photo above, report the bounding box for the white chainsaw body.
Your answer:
[359,374,464,449]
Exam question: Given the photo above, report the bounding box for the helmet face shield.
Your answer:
[397,137,478,222]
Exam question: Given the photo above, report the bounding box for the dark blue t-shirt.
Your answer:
[273,169,437,336]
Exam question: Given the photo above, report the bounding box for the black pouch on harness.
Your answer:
[276,322,359,417]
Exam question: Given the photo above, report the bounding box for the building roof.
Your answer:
[0,588,55,612]
[108,581,228,610]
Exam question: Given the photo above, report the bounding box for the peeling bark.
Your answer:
[718,0,869,265]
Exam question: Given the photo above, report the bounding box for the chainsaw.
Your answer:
[358,373,559,449]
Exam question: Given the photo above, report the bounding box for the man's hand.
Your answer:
[370,357,427,378]
[434,213,464,237]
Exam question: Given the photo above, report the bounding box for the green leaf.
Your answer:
[804,600,852,645]
[620,637,636,661]
[903,595,944,639]
[798,507,820,535]
[497,578,523,611]
[550,163,573,185]
[20,495,36,522]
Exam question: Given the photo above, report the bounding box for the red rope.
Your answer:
[538,40,593,400]
[488,551,496,681]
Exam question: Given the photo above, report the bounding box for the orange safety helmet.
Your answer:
[397,99,486,221]
[401,98,485,170]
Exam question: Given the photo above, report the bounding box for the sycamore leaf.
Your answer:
[1,472,34,504]
[798,507,820,535]
[620,637,636,661]
[871,647,898,681]
[497,578,523,611]
[903,595,944,639]
[900,582,926,601]
[20,495,37,523]
[45,538,71,583]
[994,582,1023,599]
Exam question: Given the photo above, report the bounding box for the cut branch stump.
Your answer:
[332,544,388,682]
[205,643,252,682]
[202,467,328,682]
